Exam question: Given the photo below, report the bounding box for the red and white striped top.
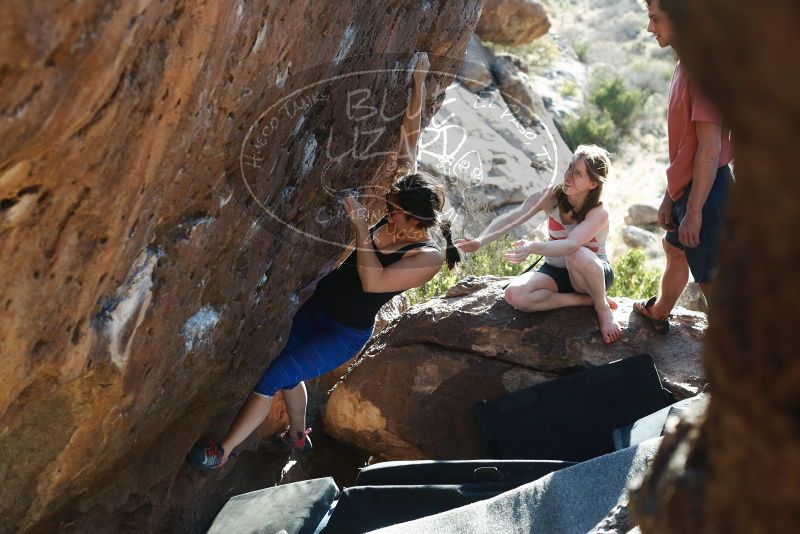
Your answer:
[544,204,608,268]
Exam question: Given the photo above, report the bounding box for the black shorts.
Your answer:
[537,261,614,294]
[665,165,733,284]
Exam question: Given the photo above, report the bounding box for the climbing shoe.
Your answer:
[268,427,313,453]
[187,440,226,470]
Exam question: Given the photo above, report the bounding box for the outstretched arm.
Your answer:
[456,187,553,253]
[396,52,430,173]
[504,205,609,263]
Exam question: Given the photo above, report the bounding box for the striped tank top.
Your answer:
[545,204,609,268]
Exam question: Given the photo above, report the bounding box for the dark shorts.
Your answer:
[665,165,733,284]
[537,260,614,294]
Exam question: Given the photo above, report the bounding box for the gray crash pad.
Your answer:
[613,394,705,450]
[208,477,339,534]
[368,438,662,534]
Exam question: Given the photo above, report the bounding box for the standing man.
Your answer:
[634,0,734,333]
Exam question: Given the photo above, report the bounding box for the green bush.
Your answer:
[561,74,645,152]
[572,41,590,64]
[589,76,645,135]
[607,248,662,300]
[561,109,619,152]
[405,237,531,306]
[560,80,579,97]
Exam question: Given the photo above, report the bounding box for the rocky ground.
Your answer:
[325,276,705,461]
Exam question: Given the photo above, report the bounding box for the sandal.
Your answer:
[633,296,670,334]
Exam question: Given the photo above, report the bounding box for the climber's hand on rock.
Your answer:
[503,240,533,264]
[413,52,430,81]
[454,237,482,254]
[343,195,369,233]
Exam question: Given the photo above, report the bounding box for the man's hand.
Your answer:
[678,209,702,248]
[503,240,533,264]
[658,193,676,231]
[454,237,482,254]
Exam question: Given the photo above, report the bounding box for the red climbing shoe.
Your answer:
[268,427,313,453]
[187,440,226,471]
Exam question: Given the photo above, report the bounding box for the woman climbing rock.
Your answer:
[456,145,621,344]
[188,52,461,469]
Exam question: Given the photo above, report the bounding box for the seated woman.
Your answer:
[188,52,461,469]
[456,145,621,344]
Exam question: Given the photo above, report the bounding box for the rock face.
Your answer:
[630,1,800,532]
[0,1,484,532]
[622,225,658,249]
[373,295,409,335]
[492,53,548,129]
[476,0,551,46]
[420,50,572,240]
[526,32,588,123]
[457,35,495,92]
[325,276,706,460]
[625,203,660,227]
[677,283,708,314]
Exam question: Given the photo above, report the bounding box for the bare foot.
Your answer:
[606,296,618,310]
[597,305,622,345]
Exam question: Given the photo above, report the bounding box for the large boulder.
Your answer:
[677,283,708,314]
[625,203,660,227]
[457,35,495,93]
[622,225,659,249]
[418,79,571,240]
[492,53,549,129]
[373,295,409,335]
[476,0,551,46]
[325,276,706,460]
[0,1,484,531]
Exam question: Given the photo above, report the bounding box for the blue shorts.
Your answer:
[665,165,733,284]
[253,296,373,397]
[538,260,614,294]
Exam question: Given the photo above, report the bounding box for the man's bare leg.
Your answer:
[650,239,690,318]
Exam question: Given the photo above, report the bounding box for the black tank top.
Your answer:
[315,219,438,329]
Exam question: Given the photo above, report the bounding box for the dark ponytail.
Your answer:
[438,219,461,269]
[390,172,462,270]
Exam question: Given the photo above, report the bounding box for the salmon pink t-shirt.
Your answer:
[666,62,733,200]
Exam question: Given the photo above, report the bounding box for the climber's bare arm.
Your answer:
[342,196,442,293]
[357,244,442,293]
[397,52,430,173]
[456,188,553,253]
[506,204,609,261]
